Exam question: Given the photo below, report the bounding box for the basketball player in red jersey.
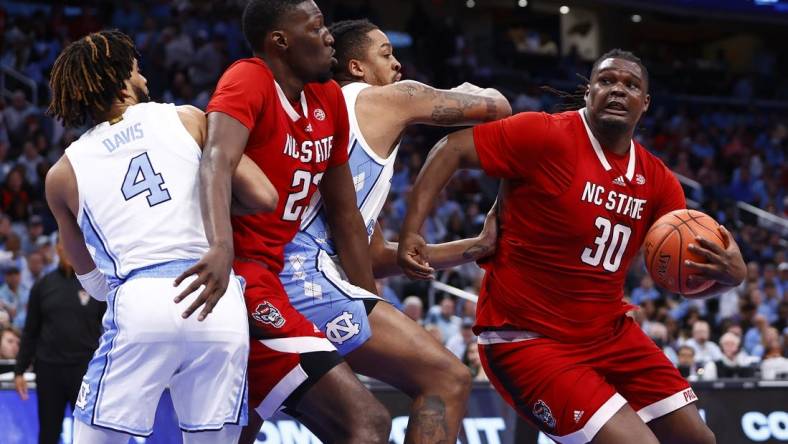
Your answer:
[399,49,746,443]
[175,0,390,443]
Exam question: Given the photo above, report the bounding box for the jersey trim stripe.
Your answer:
[82,205,123,280]
[578,108,636,181]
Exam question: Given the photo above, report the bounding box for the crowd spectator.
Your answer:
[686,321,724,364]
[446,318,476,359]
[677,345,717,381]
[716,332,757,378]
[0,326,20,359]
[402,295,424,324]
[0,267,29,328]
[425,296,462,344]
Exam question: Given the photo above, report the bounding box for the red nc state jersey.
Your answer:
[473,109,685,342]
[207,58,349,272]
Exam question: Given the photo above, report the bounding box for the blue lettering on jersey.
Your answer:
[102,123,144,152]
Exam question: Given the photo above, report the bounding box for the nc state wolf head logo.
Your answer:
[252,301,286,328]
[533,399,556,429]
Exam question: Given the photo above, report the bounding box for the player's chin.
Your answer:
[597,113,632,131]
[314,69,334,84]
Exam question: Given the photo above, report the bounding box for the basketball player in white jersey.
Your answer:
[275,19,511,442]
[44,30,277,443]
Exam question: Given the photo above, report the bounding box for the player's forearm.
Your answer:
[425,236,494,269]
[478,88,512,121]
[202,113,247,251]
[231,155,278,213]
[199,145,235,250]
[371,241,401,278]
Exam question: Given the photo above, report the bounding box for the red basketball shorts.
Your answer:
[234,260,342,419]
[478,316,695,444]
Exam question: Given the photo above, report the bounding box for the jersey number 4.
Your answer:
[121,153,171,207]
[282,170,324,221]
[581,216,632,272]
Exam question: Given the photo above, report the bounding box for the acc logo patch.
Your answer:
[313,108,326,121]
[325,311,360,345]
[533,399,556,429]
[635,174,646,185]
[252,301,286,328]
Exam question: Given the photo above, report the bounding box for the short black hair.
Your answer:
[591,48,649,89]
[329,19,379,78]
[242,0,307,52]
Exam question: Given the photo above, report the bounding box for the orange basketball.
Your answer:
[642,209,726,297]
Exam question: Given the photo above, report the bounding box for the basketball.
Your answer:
[643,209,726,297]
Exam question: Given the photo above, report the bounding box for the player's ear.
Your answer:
[584,84,590,100]
[271,30,288,51]
[643,93,651,113]
[348,59,364,79]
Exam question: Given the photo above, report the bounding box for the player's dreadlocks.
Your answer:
[542,48,649,112]
[48,30,139,128]
[329,19,380,81]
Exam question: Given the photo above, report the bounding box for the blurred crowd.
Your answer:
[0,1,785,381]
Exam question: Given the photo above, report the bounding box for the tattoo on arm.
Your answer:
[462,242,492,260]
[395,82,499,124]
[411,395,449,444]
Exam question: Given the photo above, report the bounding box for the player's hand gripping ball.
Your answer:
[643,209,725,297]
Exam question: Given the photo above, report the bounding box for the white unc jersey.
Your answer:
[66,102,208,284]
[299,82,400,254]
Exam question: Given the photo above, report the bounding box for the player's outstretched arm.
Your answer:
[362,80,511,128]
[398,128,481,276]
[320,162,378,294]
[371,203,497,280]
[173,112,248,321]
[177,105,277,214]
[683,225,746,298]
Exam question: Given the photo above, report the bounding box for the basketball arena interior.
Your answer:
[0,1,786,443]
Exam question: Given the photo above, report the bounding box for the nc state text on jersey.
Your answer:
[282,134,334,163]
[102,123,144,152]
[581,181,647,220]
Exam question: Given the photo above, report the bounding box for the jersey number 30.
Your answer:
[581,216,632,272]
[121,153,171,207]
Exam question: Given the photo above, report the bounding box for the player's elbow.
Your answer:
[243,187,279,214]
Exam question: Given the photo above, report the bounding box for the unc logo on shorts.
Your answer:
[76,381,90,410]
[325,311,360,345]
[533,399,556,429]
[252,301,286,328]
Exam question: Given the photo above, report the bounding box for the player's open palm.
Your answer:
[685,225,746,288]
[398,232,433,280]
[173,245,233,321]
